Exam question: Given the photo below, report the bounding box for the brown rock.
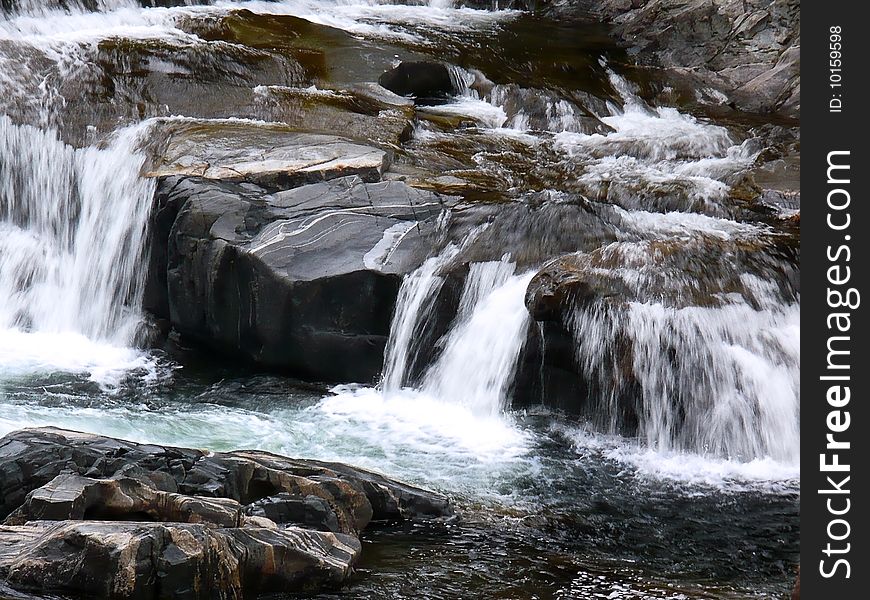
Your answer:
[0,427,453,599]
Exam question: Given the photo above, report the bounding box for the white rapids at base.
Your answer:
[0,0,798,499]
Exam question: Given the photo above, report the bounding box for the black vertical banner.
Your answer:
[802,2,869,598]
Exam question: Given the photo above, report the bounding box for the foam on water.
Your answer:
[612,207,768,241]
[0,383,536,501]
[1,0,139,20]
[0,330,158,389]
[0,383,799,496]
[421,96,509,129]
[550,71,757,210]
[214,0,518,44]
[563,425,799,492]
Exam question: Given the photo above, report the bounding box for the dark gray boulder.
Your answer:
[378,62,458,101]
[150,174,454,382]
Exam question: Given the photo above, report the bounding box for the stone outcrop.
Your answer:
[140,117,459,382]
[547,0,800,118]
[144,172,455,382]
[146,120,391,189]
[0,427,453,599]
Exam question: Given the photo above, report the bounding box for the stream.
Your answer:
[0,1,799,598]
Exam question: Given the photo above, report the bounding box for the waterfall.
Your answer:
[383,254,533,418]
[381,245,460,391]
[565,237,800,463]
[0,1,138,18]
[0,116,155,347]
[421,261,533,417]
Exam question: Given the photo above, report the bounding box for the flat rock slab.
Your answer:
[0,427,453,599]
[146,120,390,188]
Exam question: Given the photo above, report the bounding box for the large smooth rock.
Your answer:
[147,174,454,382]
[0,428,453,599]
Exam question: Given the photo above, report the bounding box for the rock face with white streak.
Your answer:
[145,174,455,382]
[0,427,454,599]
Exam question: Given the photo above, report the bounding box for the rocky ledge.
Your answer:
[541,0,799,119]
[141,118,457,383]
[0,428,453,599]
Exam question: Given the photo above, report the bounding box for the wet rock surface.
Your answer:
[145,172,456,382]
[146,120,391,189]
[0,2,799,597]
[0,427,453,599]
[553,0,800,118]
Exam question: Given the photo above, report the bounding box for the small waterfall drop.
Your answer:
[1,1,138,19]
[383,254,533,418]
[381,245,460,391]
[0,116,156,347]
[564,237,800,463]
[421,261,533,417]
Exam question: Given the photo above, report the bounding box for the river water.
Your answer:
[0,1,798,598]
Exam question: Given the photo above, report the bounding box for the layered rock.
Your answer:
[144,136,456,380]
[146,119,391,189]
[0,427,453,599]
[548,0,800,118]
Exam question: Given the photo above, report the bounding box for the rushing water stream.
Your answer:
[0,1,798,598]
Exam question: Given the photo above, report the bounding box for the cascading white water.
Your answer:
[0,116,155,348]
[0,0,799,493]
[421,260,534,417]
[1,1,138,18]
[383,253,534,418]
[564,233,800,463]
[381,245,460,391]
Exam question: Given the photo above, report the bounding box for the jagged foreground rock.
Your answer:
[0,428,453,599]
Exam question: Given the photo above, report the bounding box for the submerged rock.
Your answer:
[378,62,458,101]
[0,427,453,599]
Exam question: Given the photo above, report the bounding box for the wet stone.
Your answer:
[145,119,391,189]
[0,427,453,599]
